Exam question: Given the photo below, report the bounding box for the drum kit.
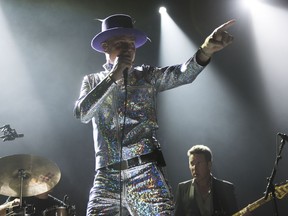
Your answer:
[0,154,76,216]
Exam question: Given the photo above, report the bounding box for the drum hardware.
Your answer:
[48,195,67,207]
[47,195,76,216]
[0,154,61,197]
[0,124,24,142]
[63,195,76,216]
[18,169,29,208]
[0,154,78,215]
[42,206,69,216]
[7,204,35,216]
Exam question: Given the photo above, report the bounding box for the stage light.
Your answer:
[159,6,167,14]
[242,0,260,9]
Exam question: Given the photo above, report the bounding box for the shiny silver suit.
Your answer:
[74,55,205,215]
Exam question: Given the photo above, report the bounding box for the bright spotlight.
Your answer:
[159,6,167,14]
[242,0,259,9]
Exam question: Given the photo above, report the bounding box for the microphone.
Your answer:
[123,68,128,87]
[1,133,24,142]
[0,124,11,130]
[0,124,24,142]
[277,132,288,141]
[14,133,24,138]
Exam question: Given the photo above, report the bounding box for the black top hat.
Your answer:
[91,14,148,53]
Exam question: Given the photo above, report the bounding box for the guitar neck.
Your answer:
[233,194,272,216]
[233,181,288,216]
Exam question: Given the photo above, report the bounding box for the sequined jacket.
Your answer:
[74,55,205,170]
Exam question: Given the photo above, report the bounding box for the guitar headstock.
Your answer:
[275,180,288,199]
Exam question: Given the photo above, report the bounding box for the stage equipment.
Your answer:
[0,124,24,142]
[0,154,61,198]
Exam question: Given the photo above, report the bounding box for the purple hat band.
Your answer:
[91,14,148,53]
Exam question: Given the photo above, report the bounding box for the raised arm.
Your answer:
[196,19,236,64]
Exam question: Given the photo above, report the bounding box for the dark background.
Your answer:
[0,0,288,215]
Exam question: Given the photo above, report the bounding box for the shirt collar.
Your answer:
[103,62,113,71]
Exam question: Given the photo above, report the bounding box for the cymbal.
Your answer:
[0,154,61,197]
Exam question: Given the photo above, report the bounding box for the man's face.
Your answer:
[189,153,211,182]
[102,35,136,64]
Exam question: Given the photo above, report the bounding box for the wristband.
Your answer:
[199,47,212,58]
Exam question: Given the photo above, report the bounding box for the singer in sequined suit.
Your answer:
[74,14,235,216]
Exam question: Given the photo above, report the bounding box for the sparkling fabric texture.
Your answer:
[74,55,205,215]
[74,55,204,170]
[86,163,174,216]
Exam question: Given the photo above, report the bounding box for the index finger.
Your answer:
[216,19,236,32]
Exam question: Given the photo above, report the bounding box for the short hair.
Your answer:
[187,144,213,162]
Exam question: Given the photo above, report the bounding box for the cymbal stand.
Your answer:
[17,168,28,215]
[264,135,286,216]
[8,169,27,216]
[18,169,26,208]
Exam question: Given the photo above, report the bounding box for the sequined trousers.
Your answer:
[86,162,174,216]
